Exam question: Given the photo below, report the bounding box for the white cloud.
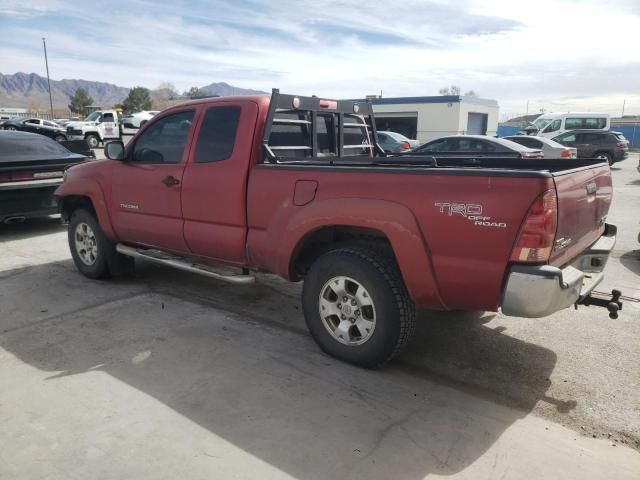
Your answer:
[1,0,639,115]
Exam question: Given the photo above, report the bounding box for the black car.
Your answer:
[552,130,629,165]
[410,135,544,158]
[1,117,67,143]
[0,131,86,223]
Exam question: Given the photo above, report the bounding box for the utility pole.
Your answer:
[42,37,54,120]
[526,100,529,116]
[621,98,626,117]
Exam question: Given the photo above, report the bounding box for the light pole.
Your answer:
[42,37,54,119]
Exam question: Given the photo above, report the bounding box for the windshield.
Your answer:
[532,118,552,129]
[84,112,101,122]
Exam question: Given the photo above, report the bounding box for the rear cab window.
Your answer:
[267,111,371,160]
[194,106,241,163]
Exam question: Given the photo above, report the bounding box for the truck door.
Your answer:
[99,111,119,140]
[181,101,257,264]
[110,109,196,252]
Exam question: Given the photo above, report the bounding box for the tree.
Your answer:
[121,86,152,113]
[154,82,178,100]
[464,90,478,97]
[68,88,94,114]
[438,85,461,96]
[184,86,207,98]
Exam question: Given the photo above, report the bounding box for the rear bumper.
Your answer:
[501,224,616,318]
[0,181,61,222]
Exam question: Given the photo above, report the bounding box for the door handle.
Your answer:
[161,176,180,187]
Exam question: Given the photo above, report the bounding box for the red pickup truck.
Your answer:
[56,90,620,367]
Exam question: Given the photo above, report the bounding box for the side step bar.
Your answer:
[116,244,255,285]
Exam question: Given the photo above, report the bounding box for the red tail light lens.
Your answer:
[400,142,410,150]
[560,149,572,158]
[511,189,558,263]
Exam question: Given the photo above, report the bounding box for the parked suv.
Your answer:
[553,130,629,165]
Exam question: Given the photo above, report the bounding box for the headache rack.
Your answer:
[262,88,386,163]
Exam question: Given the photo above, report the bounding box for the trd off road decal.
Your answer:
[434,202,507,228]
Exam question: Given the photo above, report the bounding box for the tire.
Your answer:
[594,152,612,165]
[85,133,100,149]
[302,246,416,368]
[68,208,133,279]
[5,126,17,131]
[54,134,66,143]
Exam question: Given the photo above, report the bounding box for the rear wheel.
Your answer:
[85,133,100,149]
[5,126,16,131]
[594,152,612,165]
[54,134,66,143]
[302,246,416,368]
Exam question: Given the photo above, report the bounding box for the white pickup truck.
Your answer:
[65,110,122,148]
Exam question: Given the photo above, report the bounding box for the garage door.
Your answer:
[467,113,488,135]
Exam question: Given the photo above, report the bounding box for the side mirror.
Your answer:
[104,141,125,160]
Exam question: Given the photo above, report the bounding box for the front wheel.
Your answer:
[85,133,100,149]
[68,208,133,279]
[54,134,66,143]
[302,247,416,368]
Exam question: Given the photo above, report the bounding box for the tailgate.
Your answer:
[550,163,612,266]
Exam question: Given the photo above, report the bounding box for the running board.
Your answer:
[115,244,255,285]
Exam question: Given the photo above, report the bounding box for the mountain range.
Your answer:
[0,72,265,109]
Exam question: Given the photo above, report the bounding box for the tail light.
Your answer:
[511,189,558,263]
[560,149,572,158]
[617,142,628,148]
[400,141,411,150]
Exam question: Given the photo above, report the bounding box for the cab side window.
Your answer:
[131,110,194,164]
[194,106,241,163]
[102,113,115,123]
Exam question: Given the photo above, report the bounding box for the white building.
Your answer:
[367,95,499,143]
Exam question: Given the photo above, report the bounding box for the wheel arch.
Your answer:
[56,181,117,241]
[270,198,446,310]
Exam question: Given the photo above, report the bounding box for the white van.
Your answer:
[528,112,610,138]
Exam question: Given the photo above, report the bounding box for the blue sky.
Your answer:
[1,0,639,117]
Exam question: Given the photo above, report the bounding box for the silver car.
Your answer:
[377,131,420,153]
[505,135,577,159]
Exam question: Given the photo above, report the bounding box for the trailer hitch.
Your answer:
[577,289,623,319]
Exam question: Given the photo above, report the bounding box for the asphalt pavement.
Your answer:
[0,152,638,479]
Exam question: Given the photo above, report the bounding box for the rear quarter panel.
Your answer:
[247,166,551,311]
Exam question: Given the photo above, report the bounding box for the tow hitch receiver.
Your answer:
[578,289,623,319]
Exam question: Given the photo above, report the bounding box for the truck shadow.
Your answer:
[0,216,65,241]
[0,260,561,479]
